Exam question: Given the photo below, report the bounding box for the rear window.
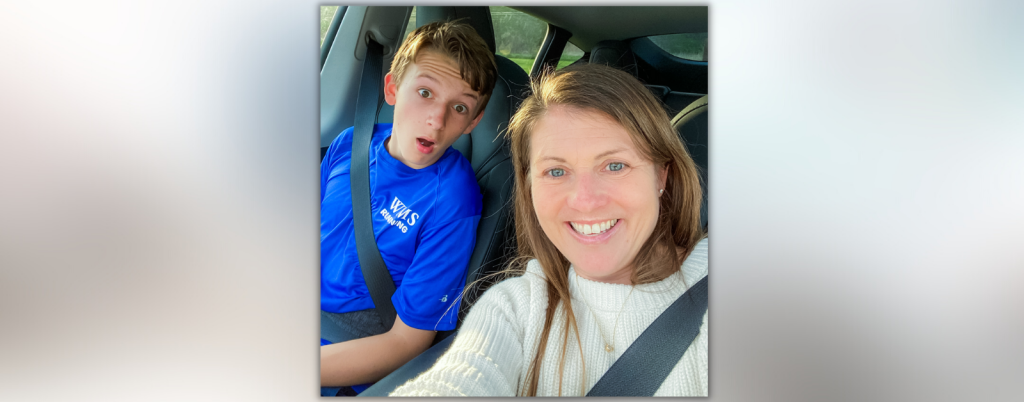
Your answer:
[647,33,707,61]
[320,6,339,46]
[556,42,584,70]
[490,6,547,74]
[403,7,417,43]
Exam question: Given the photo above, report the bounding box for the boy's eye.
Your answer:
[453,104,468,114]
[547,168,565,178]
[418,89,431,98]
[607,162,625,171]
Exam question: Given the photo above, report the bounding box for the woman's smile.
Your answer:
[568,219,619,236]
[564,219,622,245]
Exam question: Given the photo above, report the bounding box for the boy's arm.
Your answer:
[320,127,353,203]
[320,314,435,387]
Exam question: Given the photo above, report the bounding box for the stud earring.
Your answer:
[659,189,664,195]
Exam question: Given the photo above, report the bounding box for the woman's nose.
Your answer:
[567,172,607,212]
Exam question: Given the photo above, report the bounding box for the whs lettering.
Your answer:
[390,197,419,225]
[379,196,419,233]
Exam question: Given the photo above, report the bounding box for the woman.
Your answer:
[391,63,708,396]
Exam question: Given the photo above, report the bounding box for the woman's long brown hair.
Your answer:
[504,64,705,396]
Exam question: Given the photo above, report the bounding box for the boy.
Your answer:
[319,21,497,394]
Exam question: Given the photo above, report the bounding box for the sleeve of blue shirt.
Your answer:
[320,127,353,204]
[391,213,480,331]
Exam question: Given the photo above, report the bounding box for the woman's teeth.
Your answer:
[569,219,618,236]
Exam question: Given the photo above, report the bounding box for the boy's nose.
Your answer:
[426,104,446,131]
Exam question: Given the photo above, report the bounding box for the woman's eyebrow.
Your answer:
[594,148,628,159]
[535,155,567,164]
[534,148,629,164]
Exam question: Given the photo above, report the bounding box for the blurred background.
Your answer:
[2,1,1022,401]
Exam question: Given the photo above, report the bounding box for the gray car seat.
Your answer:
[588,39,703,115]
[672,95,708,230]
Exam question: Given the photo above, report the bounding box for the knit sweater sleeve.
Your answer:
[390,273,535,396]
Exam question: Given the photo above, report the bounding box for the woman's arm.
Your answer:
[390,280,529,396]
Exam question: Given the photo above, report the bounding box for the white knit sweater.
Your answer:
[391,238,709,397]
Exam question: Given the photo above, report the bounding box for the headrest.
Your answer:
[589,40,638,78]
[452,55,530,174]
[414,6,496,54]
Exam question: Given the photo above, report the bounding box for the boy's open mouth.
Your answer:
[416,137,435,154]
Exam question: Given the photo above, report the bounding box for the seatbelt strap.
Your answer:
[350,35,397,330]
[587,275,708,396]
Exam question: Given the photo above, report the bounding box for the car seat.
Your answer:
[588,39,704,116]
[589,39,639,77]
[672,95,708,230]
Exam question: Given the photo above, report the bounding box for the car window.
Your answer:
[556,42,584,70]
[490,6,546,74]
[647,33,707,61]
[320,6,339,47]
[403,7,417,43]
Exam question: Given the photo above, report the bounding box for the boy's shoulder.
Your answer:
[325,126,355,158]
[324,124,393,163]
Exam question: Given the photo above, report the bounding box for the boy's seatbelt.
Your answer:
[350,34,398,330]
[587,275,708,396]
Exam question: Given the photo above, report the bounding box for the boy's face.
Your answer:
[383,50,485,170]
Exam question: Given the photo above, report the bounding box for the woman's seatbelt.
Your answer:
[349,34,397,331]
[587,275,708,396]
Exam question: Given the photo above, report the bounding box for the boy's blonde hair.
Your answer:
[389,20,497,116]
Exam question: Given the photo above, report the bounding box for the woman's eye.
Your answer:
[547,168,565,178]
[418,89,431,98]
[607,162,625,171]
[454,104,467,114]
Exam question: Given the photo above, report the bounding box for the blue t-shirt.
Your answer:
[320,124,481,331]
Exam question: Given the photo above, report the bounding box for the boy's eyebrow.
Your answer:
[417,73,441,86]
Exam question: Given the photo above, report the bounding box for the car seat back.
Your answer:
[589,39,639,77]
[672,95,708,230]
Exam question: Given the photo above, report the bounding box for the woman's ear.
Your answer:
[659,163,669,194]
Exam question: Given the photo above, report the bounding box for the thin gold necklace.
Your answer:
[575,273,635,353]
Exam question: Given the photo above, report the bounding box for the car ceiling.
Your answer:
[512,6,708,51]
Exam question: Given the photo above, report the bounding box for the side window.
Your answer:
[556,42,584,70]
[320,6,339,47]
[647,33,708,61]
[403,7,417,42]
[490,6,547,74]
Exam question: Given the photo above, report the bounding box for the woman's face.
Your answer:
[529,106,667,285]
